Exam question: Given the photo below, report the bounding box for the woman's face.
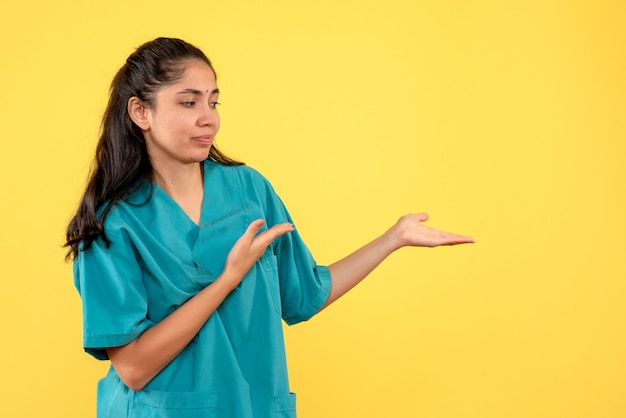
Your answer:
[137,59,221,168]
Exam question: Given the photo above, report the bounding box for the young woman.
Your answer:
[66,37,474,418]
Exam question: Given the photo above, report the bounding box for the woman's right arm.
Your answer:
[106,220,293,391]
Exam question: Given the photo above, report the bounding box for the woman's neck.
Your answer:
[152,160,205,225]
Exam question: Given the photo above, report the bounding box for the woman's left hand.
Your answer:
[393,213,474,248]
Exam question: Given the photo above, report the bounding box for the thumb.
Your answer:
[415,212,429,222]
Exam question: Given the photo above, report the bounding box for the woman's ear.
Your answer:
[127,97,151,130]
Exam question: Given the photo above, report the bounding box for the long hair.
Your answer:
[65,38,242,259]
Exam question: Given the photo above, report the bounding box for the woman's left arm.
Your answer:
[322,213,474,309]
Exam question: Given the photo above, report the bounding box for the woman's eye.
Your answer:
[209,101,221,109]
[182,101,195,107]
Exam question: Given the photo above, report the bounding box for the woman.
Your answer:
[66,37,473,418]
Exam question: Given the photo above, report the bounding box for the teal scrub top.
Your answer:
[74,160,332,418]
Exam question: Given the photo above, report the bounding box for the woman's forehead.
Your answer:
[164,60,218,93]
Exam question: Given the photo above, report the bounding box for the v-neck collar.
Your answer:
[152,160,209,228]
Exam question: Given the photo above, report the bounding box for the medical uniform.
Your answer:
[74,160,332,418]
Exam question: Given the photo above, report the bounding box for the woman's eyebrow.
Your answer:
[176,88,220,95]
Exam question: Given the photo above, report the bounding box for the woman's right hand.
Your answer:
[221,219,294,289]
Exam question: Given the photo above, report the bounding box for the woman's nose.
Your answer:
[198,104,218,126]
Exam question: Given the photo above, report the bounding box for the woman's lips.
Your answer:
[192,135,214,144]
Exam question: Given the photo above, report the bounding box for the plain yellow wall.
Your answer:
[1,1,625,417]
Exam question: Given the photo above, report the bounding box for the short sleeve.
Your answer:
[274,227,332,325]
[257,177,332,325]
[74,224,155,360]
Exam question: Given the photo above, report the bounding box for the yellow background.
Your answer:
[1,0,625,417]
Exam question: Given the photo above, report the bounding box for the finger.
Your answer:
[261,223,294,240]
[415,212,429,222]
[445,237,475,245]
[439,232,475,245]
[254,222,294,246]
[244,219,266,238]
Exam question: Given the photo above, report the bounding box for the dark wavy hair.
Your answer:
[65,37,242,259]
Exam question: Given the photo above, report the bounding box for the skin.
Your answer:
[127,59,222,224]
[110,59,475,391]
